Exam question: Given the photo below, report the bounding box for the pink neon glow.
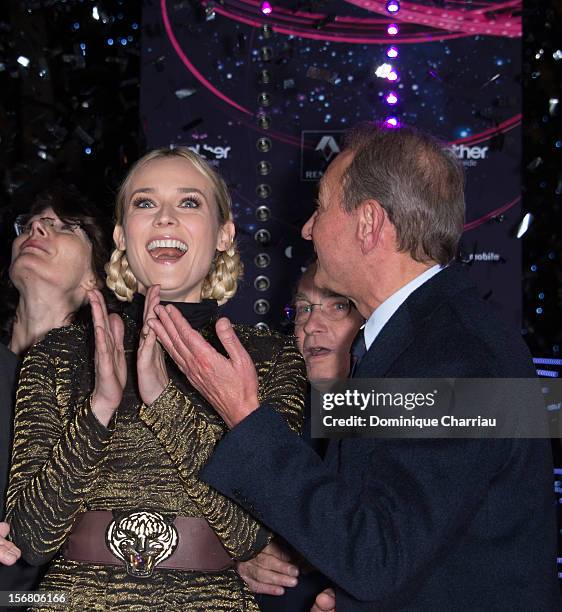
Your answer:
[463,196,520,232]
[261,1,272,15]
[209,4,471,44]
[387,70,399,81]
[387,24,399,36]
[386,0,400,13]
[386,92,398,105]
[449,114,521,146]
[387,46,399,58]
[345,0,521,38]
[385,117,400,127]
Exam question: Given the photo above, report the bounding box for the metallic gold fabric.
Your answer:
[6,316,305,611]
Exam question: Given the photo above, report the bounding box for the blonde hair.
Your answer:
[106,147,243,304]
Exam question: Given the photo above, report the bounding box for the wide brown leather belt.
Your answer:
[62,510,234,578]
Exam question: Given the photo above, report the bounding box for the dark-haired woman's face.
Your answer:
[9,207,99,302]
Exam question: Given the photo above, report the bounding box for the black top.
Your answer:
[124,294,219,331]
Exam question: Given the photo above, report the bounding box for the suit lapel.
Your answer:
[354,305,415,378]
[327,265,476,465]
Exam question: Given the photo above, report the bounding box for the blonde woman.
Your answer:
[6,148,305,610]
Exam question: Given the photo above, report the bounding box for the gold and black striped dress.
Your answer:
[6,299,305,611]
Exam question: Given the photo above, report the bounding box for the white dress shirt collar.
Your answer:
[363,265,443,351]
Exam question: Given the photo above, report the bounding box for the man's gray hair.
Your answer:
[342,123,465,265]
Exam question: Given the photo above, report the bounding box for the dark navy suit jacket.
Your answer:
[202,265,560,610]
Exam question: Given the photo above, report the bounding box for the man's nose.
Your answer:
[302,306,327,335]
[301,212,316,241]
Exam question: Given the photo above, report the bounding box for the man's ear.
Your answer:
[113,224,126,250]
[357,200,385,255]
[216,220,235,252]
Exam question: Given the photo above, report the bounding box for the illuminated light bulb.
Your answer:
[261,1,272,15]
[385,116,400,128]
[386,92,398,105]
[387,70,399,81]
[387,24,399,36]
[386,46,398,59]
[386,0,400,13]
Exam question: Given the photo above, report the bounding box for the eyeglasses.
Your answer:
[284,298,352,325]
[14,215,85,238]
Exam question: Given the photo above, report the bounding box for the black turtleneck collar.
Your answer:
[124,293,219,331]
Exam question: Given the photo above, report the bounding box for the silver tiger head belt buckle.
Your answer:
[105,510,178,578]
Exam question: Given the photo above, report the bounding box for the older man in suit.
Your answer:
[151,124,559,611]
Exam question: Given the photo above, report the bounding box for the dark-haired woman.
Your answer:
[0,185,111,593]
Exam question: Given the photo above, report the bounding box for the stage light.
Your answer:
[256,137,272,152]
[17,55,30,67]
[385,117,400,128]
[256,184,271,199]
[256,205,271,222]
[259,69,272,84]
[387,70,399,81]
[386,1,400,13]
[257,114,271,129]
[386,46,398,59]
[254,228,271,245]
[260,46,273,61]
[387,24,399,36]
[254,253,271,268]
[261,2,272,15]
[385,92,398,105]
[258,92,272,106]
[254,299,270,315]
[257,160,272,175]
[254,276,271,291]
[92,6,100,20]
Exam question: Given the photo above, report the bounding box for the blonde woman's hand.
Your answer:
[137,285,169,405]
[89,289,126,427]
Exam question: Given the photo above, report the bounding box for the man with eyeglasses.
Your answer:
[238,262,363,611]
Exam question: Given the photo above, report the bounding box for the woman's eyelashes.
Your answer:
[130,195,201,209]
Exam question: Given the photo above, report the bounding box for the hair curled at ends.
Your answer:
[341,122,466,266]
[201,245,243,305]
[109,146,243,303]
[105,248,138,302]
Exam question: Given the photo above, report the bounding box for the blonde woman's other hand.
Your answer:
[137,285,169,405]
